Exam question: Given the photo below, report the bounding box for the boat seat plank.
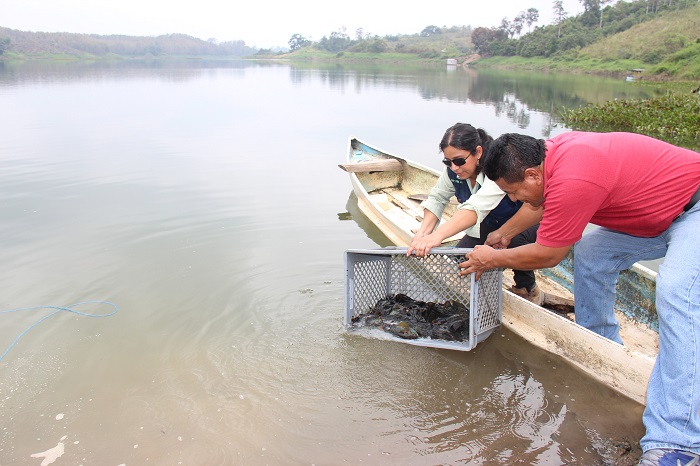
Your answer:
[371,188,465,244]
[381,189,424,222]
[368,192,422,233]
[338,159,403,173]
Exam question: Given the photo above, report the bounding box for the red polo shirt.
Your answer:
[537,132,700,248]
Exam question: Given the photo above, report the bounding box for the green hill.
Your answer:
[581,4,700,60]
[577,5,700,79]
[470,1,700,80]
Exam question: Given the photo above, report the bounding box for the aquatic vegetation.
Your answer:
[561,93,700,149]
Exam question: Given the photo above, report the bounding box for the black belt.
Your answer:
[684,184,700,212]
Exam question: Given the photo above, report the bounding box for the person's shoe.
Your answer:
[509,284,544,306]
[638,448,700,466]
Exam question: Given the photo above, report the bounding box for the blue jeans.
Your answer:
[573,202,700,454]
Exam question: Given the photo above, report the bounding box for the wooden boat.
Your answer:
[340,136,659,406]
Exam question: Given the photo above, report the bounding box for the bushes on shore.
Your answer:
[561,93,700,149]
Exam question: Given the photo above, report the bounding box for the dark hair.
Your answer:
[439,123,493,174]
[482,133,546,183]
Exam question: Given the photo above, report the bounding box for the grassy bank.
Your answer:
[471,55,648,78]
[262,48,446,64]
[472,48,700,82]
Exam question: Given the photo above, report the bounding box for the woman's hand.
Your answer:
[407,232,444,257]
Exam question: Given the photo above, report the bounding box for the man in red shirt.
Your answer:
[461,131,700,466]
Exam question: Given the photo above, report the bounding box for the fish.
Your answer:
[351,293,470,342]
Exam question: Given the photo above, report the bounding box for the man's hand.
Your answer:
[485,230,510,250]
[458,245,496,280]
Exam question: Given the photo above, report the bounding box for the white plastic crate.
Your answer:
[344,247,502,351]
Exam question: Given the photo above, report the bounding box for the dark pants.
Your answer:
[456,223,539,291]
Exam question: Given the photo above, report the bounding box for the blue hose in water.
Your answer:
[0,301,119,363]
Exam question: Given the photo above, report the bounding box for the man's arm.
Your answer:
[459,242,571,277]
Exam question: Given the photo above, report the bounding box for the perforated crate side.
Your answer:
[344,248,502,350]
[344,251,393,325]
[472,268,503,339]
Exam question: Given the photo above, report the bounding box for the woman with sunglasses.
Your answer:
[407,122,542,304]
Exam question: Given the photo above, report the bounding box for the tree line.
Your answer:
[0,27,256,57]
[281,0,698,60]
[473,0,699,58]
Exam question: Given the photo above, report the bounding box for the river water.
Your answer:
[0,59,661,465]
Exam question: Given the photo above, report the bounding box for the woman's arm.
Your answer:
[413,209,440,238]
[409,170,456,255]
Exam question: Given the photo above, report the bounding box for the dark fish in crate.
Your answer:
[430,313,469,341]
[351,293,470,342]
[383,321,419,339]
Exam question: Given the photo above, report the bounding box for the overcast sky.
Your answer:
[4,0,584,49]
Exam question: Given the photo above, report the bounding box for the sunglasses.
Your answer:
[442,153,472,167]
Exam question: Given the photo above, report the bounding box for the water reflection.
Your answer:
[0,58,275,86]
[0,59,661,142]
[337,327,644,464]
[283,60,661,138]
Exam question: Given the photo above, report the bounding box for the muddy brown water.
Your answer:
[0,60,655,464]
